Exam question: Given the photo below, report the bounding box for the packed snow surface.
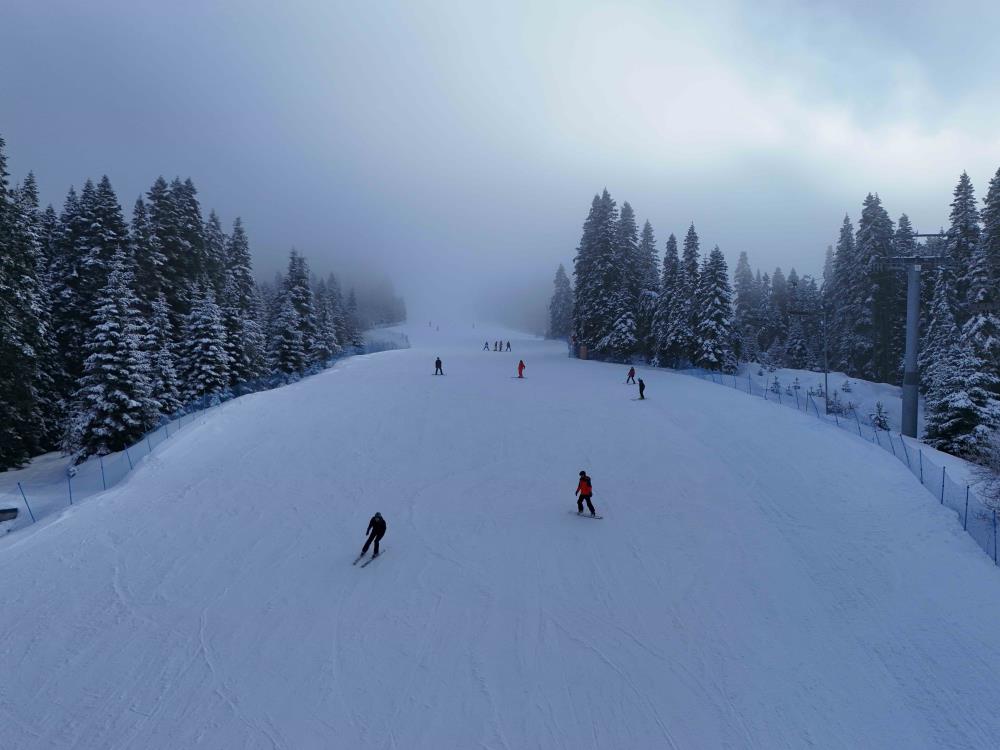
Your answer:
[3,324,1000,749]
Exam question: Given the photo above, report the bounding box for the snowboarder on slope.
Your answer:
[435,357,443,375]
[626,366,636,384]
[505,341,511,351]
[517,360,525,378]
[362,512,386,558]
[575,471,596,516]
[638,378,645,399]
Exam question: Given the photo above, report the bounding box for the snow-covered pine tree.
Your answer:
[828,215,857,372]
[924,335,1000,459]
[945,172,980,323]
[981,167,1000,299]
[130,197,166,309]
[733,251,757,362]
[596,287,638,362]
[0,142,45,468]
[203,210,228,296]
[694,246,734,371]
[784,315,810,369]
[270,294,307,377]
[961,230,1000,376]
[12,173,63,450]
[573,190,617,352]
[345,288,363,348]
[636,219,660,294]
[919,268,957,395]
[325,273,348,346]
[221,218,266,384]
[64,249,155,461]
[852,194,895,381]
[651,232,679,365]
[589,199,637,360]
[146,293,182,416]
[661,223,699,366]
[632,219,659,357]
[180,285,230,404]
[311,277,342,364]
[547,263,573,339]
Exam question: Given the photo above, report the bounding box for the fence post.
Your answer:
[940,466,946,504]
[852,409,863,437]
[146,435,152,453]
[125,448,133,471]
[963,486,970,530]
[886,431,896,457]
[67,474,73,505]
[919,450,923,484]
[794,391,800,410]
[17,482,36,523]
[99,454,107,491]
[164,422,170,438]
[873,429,881,447]
[900,436,910,468]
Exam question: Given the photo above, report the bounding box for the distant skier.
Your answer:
[638,378,645,399]
[434,357,443,375]
[626,366,636,384]
[494,341,499,351]
[517,359,525,378]
[361,512,386,559]
[483,341,490,351]
[575,471,596,516]
[505,341,511,351]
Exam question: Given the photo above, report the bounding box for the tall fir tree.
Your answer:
[180,285,230,402]
[636,219,660,294]
[652,233,679,364]
[945,172,980,322]
[547,263,573,339]
[693,246,734,371]
[64,249,155,460]
[0,140,45,467]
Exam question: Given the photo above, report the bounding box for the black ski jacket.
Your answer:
[367,515,387,536]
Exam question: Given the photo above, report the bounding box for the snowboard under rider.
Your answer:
[517,360,525,378]
[575,471,596,516]
[626,366,636,384]
[638,378,645,399]
[435,357,443,375]
[362,512,386,558]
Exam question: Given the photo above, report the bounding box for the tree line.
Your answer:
[0,136,403,470]
[550,168,1000,462]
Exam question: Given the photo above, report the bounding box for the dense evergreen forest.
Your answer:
[0,136,405,470]
[551,170,1000,462]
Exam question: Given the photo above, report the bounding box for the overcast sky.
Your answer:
[3,0,1000,325]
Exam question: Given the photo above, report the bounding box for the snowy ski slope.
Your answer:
[2,323,1000,749]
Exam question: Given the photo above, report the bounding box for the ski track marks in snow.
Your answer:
[2,324,1000,748]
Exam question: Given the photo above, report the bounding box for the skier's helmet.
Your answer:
[579,470,586,476]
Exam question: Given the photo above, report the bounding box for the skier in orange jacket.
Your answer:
[517,360,525,378]
[575,471,596,516]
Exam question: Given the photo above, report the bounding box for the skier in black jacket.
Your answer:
[362,512,386,558]
[434,357,443,375]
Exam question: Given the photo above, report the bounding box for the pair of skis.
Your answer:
[352,550,386,567]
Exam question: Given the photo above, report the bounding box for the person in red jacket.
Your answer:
[517,360,525,378]
[575,471,596,516]
[626,366,636,384]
